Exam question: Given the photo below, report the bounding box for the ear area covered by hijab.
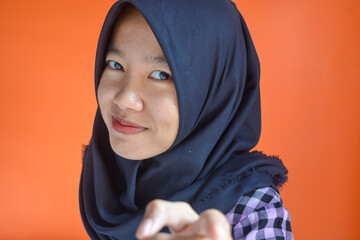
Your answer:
[80,0,288,239]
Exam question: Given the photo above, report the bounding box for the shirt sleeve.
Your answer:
[225,187,293,240]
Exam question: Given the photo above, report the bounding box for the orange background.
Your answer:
[0,0,359,239]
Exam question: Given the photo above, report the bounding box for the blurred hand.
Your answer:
[136,200,233,240]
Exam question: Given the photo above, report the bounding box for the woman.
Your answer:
[79,0,292,239]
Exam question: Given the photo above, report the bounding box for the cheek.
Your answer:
[97,79,116,110]
[97,87,117,128]
[97,85,108,112]
[154,92,179,134]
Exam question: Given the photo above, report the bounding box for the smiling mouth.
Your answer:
[111,116,146,135]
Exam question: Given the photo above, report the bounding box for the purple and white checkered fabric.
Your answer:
[226,187,293,240]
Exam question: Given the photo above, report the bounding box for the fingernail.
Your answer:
[136,218,153,238]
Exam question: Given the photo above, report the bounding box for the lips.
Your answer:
[111,116,146,135]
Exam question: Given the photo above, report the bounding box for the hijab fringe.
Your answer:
[195,152,288,206]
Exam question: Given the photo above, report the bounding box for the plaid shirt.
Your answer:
[226,187,293,240]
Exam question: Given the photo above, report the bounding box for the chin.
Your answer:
[110,141,144,160]
[108,134,171,160]
[113,150,145,161]
[111,145,145,161]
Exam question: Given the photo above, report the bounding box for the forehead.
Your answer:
[113,5,147,35]
[108,6,165,57]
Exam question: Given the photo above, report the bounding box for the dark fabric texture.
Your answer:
[79,0,288,239]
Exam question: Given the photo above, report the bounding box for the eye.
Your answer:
[149,70,172,80]
[107,60,124,71]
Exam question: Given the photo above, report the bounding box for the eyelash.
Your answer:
[106,60,172,81]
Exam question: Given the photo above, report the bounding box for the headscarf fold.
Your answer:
[80,0,288,239]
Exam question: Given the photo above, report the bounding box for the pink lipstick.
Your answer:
[112,116,146,135]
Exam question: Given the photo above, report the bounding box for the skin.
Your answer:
[98,5,179,160]
[97,5,233,240]
[136,200,233,240]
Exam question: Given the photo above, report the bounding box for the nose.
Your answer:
[113,76,144,112]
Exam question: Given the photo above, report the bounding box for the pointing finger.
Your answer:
[136,200,199,239]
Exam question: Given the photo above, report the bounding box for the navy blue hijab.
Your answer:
[79,0,288,239]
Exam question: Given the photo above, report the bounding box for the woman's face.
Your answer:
[97,6,179,160]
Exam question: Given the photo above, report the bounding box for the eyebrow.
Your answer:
[107,46,169,67]
[144,55,168,66]
[108,47,123,57]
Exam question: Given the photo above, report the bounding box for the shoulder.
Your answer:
[225,187,293,240]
